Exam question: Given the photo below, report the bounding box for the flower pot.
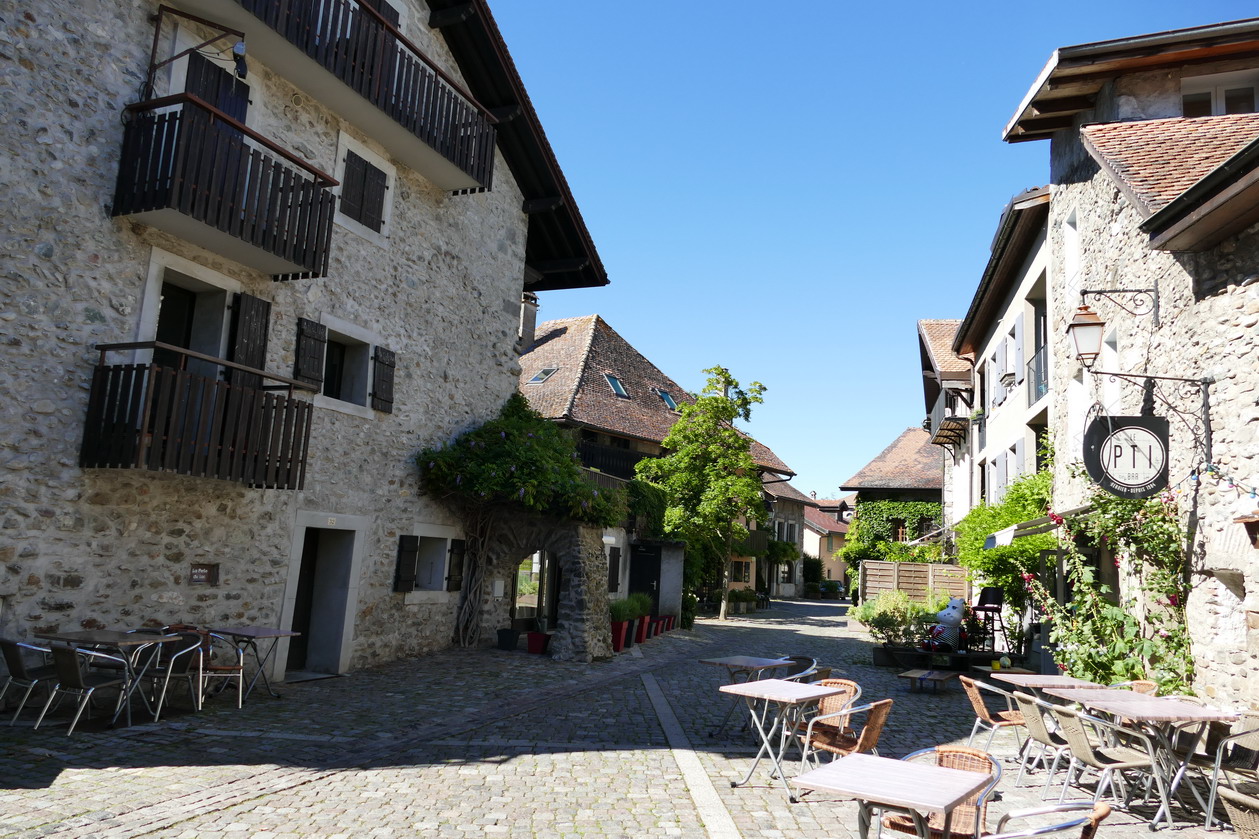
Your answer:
[526,631,551,654]
[623,618,637,648]
[635,616,650,643]
[496,628,521,651]
[610,620,628,653]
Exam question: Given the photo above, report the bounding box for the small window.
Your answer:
[396,535,462,593]
[323,334,370,405]
[294,318,395,414]
[340,150,389,232]
[1182,70,1259,117]
[528,367,558,384]
[605,374,628,398]
[730,563,751,584]
[891,518,907,542]
[653,388,678,410]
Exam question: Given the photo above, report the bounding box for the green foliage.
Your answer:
[635,367,769,590]
[516,577,539,597]
[680,593,698,629]
[803,582,822,597]
[627,479,667,539]
[609,598,636,622]
[955,469,1055,612]
[626,591,654,618]
[416,393,626,526]
[1024,470,1193,694]
[764,539,800,564]
[801,554,823,585]
[850,590,938,646]
[839,500,943,577]
[819,579,841,594]
[729,588,759,603]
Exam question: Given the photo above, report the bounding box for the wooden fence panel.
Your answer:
[860,560,970,603]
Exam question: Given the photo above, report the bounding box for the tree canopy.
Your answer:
[635,367,768,617]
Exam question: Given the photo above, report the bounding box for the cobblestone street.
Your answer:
[0,600,1215,837]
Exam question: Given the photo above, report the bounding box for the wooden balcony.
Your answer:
[173,0,495,191]
[113,95,337,279]
[928,388,970,448]
[80,342,316,490]
[577,441,649,481]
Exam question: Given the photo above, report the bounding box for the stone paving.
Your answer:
[0,600,1221,837]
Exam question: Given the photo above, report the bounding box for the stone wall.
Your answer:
[0,0,537,670]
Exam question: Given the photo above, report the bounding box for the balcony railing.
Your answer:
[577,441,649,480]
[80,342,317,490]
[178,0,496,190]
[113,95,337,279]
[928,389,970,447]
[1027,344,1049,408]
[734,529,770,556]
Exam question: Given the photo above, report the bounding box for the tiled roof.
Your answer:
[918,320,968,377]
[1081,114,1259,216]
[519,315,792,474]
[804,504,848,535]
[814,494,856,509]
[763,476,816,505]
[839,428,941,491]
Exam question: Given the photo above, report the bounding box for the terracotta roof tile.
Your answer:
[918,320,968,376]
[839,428,941,491]
[1081,114,1259,215]
[804,504,848,535]
[519,315,792,474]
[762,476,816,505]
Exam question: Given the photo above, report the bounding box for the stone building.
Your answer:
[1001,17,1259,703]
[761,476,811,598]
[0,0,607,676]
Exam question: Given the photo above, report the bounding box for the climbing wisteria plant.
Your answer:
[416,393,625,646]
[1023,467,1193,693]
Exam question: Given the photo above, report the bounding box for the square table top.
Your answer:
[1043,687,1239,722]
[700,656,794,671]
[793,753,992,815]
[719,678,845,704]
[210,626,301,639]
[992,673,1105,690]
[35,629,179,647]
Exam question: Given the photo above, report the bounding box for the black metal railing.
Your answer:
[237,0,495,188]
[928,389,970,447]
[1027,344,1049,407]
[81,342,316,490]
[577,441,648,480]
[113,95,337,278]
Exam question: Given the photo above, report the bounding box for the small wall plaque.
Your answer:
[189,562,220,586]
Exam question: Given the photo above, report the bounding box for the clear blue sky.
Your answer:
[490,2,1256,498]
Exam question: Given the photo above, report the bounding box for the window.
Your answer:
[394,535,464,593]
[1182,70,1259,117]
[528,367,558,384]
[334,134,395,241]
[604,374,628,398]
[730,562,751,583]
[294,317,395,414]
[891,518,907,542]
[653,388,678,410]
[607,546,621,593]
[778,563,793,583]
[917,517,934,538]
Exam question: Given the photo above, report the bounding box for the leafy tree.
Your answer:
[954,469,1055,612]
[635,367,768,620]
[417,393,625,646]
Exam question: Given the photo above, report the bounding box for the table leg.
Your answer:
[857,801,872,839]
[240,637,283,701]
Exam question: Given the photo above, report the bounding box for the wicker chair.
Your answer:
[794,678,861,769]
[1011,691,1070,793]
[1107,679,1157,695]
[0,639,57,725]
[987,802,1111,839]
[1200,712,1259,830]
[880,746,1001,839]
[798,697,891,769]
[1219,785,1259,839]
[778,655,819,682]
[960,675,1026,752]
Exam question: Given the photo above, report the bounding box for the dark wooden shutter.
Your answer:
[340,151,367,223]
[228,292,270,390]
[445,539,465,592]
[358,162,388,232]
[394,535,419,593]
[185,52,249,123]
[607,546,621,593]
[293,318,327,387]
[371,345,395,412]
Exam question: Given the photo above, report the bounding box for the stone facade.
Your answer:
[0,0,601,675]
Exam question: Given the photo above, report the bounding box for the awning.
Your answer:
[982,504,1092,550]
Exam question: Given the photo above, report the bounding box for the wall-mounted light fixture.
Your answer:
[1079,276,1160,327]
[1066,304,1105,369]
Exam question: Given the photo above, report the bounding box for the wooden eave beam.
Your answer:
[531,257,589,274]
[522,196,564,214]
[489,103,521,122]
[1016,114,1078,134]
[429,3,474,28]
[1031,94,1097,115]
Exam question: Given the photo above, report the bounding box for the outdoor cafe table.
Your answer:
[701,655,796,734]
[792,752,993,839]
[1042,686,1238,827]
[990,673,1106,692]
[720,677,847,801]
[210,626,301,701]
[33,629,180,725]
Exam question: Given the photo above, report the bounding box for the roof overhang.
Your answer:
[1141,136,1259,251]
[953,188,1051,357]
[1004,17,1259,143]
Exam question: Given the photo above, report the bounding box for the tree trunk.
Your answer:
[454,507,493,647]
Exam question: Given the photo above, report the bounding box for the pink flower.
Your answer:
[1168,594,1180,607]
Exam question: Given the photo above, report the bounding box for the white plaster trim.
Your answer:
[135,247,244,364]
[313,394,376,420]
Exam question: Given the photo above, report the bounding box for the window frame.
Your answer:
[1182,69,1259,117]
[528,367,558,384]
[604,373,629,398]
[653,387,678,411]
[333,132,396,244]
[303,313,394,418]
[396,524,464,602]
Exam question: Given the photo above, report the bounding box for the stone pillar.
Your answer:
[550,524,612,662]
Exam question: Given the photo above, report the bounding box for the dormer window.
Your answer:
[653,387,678,411]
[527,367,558,384]
[604,374,629,398]
[1182,70,1259,117]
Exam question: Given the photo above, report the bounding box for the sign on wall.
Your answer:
[1082,415,1170,499]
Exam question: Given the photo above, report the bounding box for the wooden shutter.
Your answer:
[1014,313,1026,384]
[371,345,396,412]
[608,546,621,593]
[359,162,388,232]
[293,318,327,387]
[185,53,249,123]
[1012,439,1025,479]
[228,292,270,390]
[394,535,419,593]
[361,0,400,26]
[340,151,367,223]
[445,539,465,592]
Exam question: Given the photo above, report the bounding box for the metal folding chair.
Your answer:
[0,639,57,725]
[34,645,130,735]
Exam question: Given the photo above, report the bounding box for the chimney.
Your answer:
[518,291,539,352]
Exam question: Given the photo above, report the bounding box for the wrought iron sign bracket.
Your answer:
[1079,281,1159,327]
[1090,369,1213,462]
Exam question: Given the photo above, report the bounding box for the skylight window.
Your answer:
[604,374,629,398]
[653,388,678,411]
[528,367,558,384]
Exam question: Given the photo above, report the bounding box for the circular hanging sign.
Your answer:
[1082,415,1170,499]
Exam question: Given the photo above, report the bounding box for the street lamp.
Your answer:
[1066,304,1105,368]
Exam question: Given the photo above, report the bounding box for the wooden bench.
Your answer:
[898,669,959,693]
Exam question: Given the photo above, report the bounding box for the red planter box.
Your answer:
[610,620,628,653]
[527,631,551,654]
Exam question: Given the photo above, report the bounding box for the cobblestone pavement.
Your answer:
[0,600,1218,837]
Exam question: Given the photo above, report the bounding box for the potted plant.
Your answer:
[609,598,634,653]
[850,590,939,667]
[629,592,653,643]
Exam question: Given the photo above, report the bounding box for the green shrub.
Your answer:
[680,593,698,629]
[626,592,654,618]
[609,599,636,622]
[801,554,823,585]
[802,581,821,598]
[849,590,937,646]
[819,580,841,594]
